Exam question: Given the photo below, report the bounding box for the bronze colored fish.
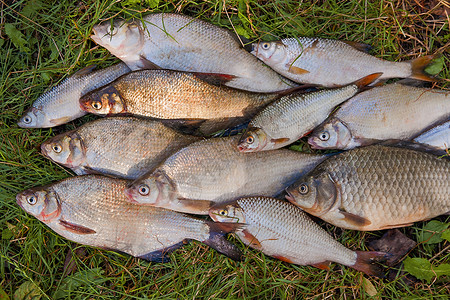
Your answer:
[41,117,200,179]
[209,197,388,277]
[16,175,242,262]
[286,145,450,231]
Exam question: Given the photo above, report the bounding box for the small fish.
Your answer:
[125,136,328,215]
[237,73,381,152]
[285,145,450,231]
[91,13,297,93]
[308,84,450,150]
[40,117,200,179]
[79,69,280,135]
[209,197,388,277]
[18,63,131,128]
[413,120,450,150]
[16,175,242,262]
[252,37,438,87]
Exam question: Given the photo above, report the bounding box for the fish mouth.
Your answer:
[123,187,139,203]
[16,194,24,208]
[307,136,323,149]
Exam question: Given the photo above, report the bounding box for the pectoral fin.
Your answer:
[59,220,96,234]
[139,55,161,69]
[340,210,372,228]
[286,65,310,75]
[241,229,262,250]
[138,241,186,263]
[270,137,290,145]
[176,198,215,215]
[273,255,294,264]
[193,72,237,86]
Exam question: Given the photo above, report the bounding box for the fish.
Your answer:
[91,13,297,93]
[308,84,450,150]
[16,175,242,262]
[413,120,450,150]
[285,145,450,231]
[40,117,200,179]
[18,63,131,128]
[252,37,438,87]
[125,136,328,215]
[79,69,280,135]
[237,73,382,152]
[209,197,389,277]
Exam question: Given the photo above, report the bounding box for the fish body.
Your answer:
[91,13,297,93]
[285,145,450,231]
[18,63,131,128]
[79,70,280,135]
[126,136,328,215]
[413,120,450,150]
[237,73,381,152]
[16,175,242,261]
[209,197,388,277]
[41,117,200,179]
[252,37,436,87]
[308,84,450,150]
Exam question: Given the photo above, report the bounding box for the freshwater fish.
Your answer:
[237,73,381,152]
[413,120,450,150]
[125,136,328,215]
[285,145,450,231]
[91,13,297,92]
[16,175,242,262]
[79,69,280,135]
[41,117,200,179]
[252,37,438,87]
[18,63,131,128]
[209,197,388,277]
[308,84,450,150]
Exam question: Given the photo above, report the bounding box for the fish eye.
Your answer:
[219,209,228,216]
[261,42,271,50]
[138,184,150,196]
[91,101,102,110]
[27,195,37,205]
[299,183,309,195]
[22,116,32,124]
[52,144,62,153]
[319,131,330,141]
[246,136,254,144]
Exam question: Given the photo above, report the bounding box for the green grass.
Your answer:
[1,0,449,298]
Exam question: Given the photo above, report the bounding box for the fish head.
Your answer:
[125,170,171,206]
[18,107,50,128]
[209,202,246,224]
[41,132,85,168]
[285,172,338,216]
[251,41,286,64]
[79,86,125,115]
[308,117,352,150]
[237,127,268,152]
[16,188,61,223]
[91,19,144,60]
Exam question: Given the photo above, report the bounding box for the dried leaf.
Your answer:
[362,277,378,297]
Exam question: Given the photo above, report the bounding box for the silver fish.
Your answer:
[413,120,450,150]
[18,63,131,128]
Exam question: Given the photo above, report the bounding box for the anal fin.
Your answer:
[59,219,96,234]
[273,255,294,264]
[311,261,331,270]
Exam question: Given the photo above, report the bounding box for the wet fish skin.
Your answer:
[308,84,450,150]
[209,197,388,277]
[16,175,242,261]
[413,120,450,150]
[91,13,297,93]
[285,145,450,231]
[40,117,200,179]
[18,63,131,128]
[125,136,328,215]
[252,37,437,87]
[237,73,381,152]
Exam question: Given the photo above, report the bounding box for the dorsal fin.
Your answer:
[73,65,96,76]
[343,41,372,53]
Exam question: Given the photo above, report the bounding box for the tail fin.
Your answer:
[354,73,383,89]
[410,54,440,82]
[202,222,244,261]
[351,251,391,278]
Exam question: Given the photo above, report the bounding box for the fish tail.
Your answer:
[354,73,383,89]
[351,251,390,278]
[202,222,244,261]
[410,54,440,82]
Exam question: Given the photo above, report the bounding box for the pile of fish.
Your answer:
[17,13,449,279]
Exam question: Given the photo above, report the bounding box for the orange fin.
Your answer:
[193,72,237,86]
[351,251,390,278]
[286,65,310,75]
[378,222,414,230]
[177,198,215,215]
[311,261,331,270]
[59,220,96,234]
[353,73,383,89]
[139,55,161,69]
[410,54,440,82]
[273,255,294,264]
[241,229,262,250]
[270,137,290,145]
[343,41,372,53]
[73,65,96,76]
[340,210,372,228]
